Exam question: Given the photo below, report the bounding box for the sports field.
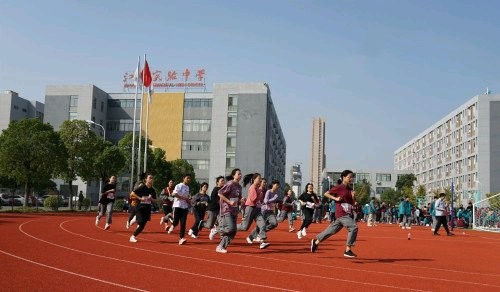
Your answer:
[1,213,498,291]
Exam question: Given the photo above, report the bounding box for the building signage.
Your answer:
[123,68,206,90]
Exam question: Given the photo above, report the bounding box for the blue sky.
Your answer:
[1,0,500,183]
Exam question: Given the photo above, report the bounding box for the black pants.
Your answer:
[300,208,314,230]
[172,207,188,238]
[434,215,451,234]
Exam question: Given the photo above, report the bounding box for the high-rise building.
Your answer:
[394,93,500,205]
[0,90,44,131]
[290,163,302,196]
[44,82,286,201]
[310,117,326,194]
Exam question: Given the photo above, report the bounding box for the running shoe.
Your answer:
[190,234,197,239]
[253,236,262,243]
[310,239,318,253]
[344,250,357,258]
[129,235,137,243]
[179,238,187,245]
[246,237,253,244]
[209,228,217,240]
[216,246,227,253]
[188,229,193,236]
[301,228,307,237]
[104,223,110,230]
[297,230,303,239]
[259,242,270,249]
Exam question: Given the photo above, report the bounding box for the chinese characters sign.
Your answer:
[123,68,206,90]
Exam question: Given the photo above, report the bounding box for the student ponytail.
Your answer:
[243,173,261,187]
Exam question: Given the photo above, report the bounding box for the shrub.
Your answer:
[44,195,62,211]
[82,198,91,211]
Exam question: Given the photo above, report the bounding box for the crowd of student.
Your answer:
[94,169,360,257]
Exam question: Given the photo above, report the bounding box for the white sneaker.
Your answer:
[402,226,405,230]
[297,230,303,239]
[125,221,130,229]
[431,228,435,232]
[104,223,110,230]
[216,246,227,253]
[407,226,412,230]
[160,217,164,225]
[95,216,99,226]
[259,242,270,249]
[246,237,253,244]
[179,238,187,245]
[129,235,137,243]
[253,236,263,243]
[190,234,197,239]
[209,228,217,240]
[168,225,174,234]
[301,228,307,237]
[188,229,193,236]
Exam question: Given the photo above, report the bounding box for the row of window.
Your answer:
[107,120,140,132]
[185,159,209,170]
[182,141,210,151]
[108,99,141,108]
[184,99,212,108]
[183,119,211,132]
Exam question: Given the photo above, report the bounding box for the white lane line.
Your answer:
[58,219,429,291]
[18,220,298,292]
[0,249,148,292]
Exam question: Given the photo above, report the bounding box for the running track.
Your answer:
[0,213,499,291]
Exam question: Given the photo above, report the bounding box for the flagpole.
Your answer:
[143,87,151,172]
[130,56,140,191]
[137,59,145,179]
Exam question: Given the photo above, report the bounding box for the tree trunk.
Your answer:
[68,180,74,210]
[24,182,30,207]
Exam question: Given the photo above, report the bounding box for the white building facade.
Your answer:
[394,93,500,205]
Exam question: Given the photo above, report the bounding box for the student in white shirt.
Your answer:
[168,174,192,245]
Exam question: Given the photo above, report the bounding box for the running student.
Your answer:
[238,175,264,231]
[129,174,157,243]
[126,172,146,229]
[297,183,319,239]
[189,182,209,238]
[278,189,296,232]
[310,170,358,258]
[199,176,225,240]
[216,168,242,253]
[95,176,117,230]
[169,174,192,245]
[159,179,175,231]
[248,179,280,249]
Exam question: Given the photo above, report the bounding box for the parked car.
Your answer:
[0,194,22,206]
[27,195,43,206]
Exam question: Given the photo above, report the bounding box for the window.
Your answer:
[375,173,391,182]
[69,95,78,107]
[226,157,235,168]
[182,141,210,151]
[183,120,211,132]
[106,120,139,132]
[101,101,104,112]
[356,173,370,181]
[228,96,238,107]
[108,99,141,108]
[93,98,97,109]
[184,98,212,108]
[69,112,77,120]
[186,159,209,170]
[22,108,27,112]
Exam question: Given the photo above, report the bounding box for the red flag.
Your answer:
[141,60,152,88]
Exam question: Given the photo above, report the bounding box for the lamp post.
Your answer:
[85,120,106,208]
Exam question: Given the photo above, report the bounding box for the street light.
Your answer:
[85,120,106,208]
[85,120,106,141]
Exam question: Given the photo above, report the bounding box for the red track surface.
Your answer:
[1,213,499,291]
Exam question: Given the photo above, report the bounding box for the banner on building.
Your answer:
[123,68,206,91]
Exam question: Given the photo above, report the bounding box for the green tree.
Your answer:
[0,118,65,206]
[169,159,199,195]
[381,188,401,206]
[395,174,416,190]
[117,133,153,186]
[415,185,427,207]
[149,147,172,191]
[59,120,101,209]
[94,140,126,185]
[354,179,371,206]
[486,193,500,210]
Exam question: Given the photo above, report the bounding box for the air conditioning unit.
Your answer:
[376,181,381,185]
